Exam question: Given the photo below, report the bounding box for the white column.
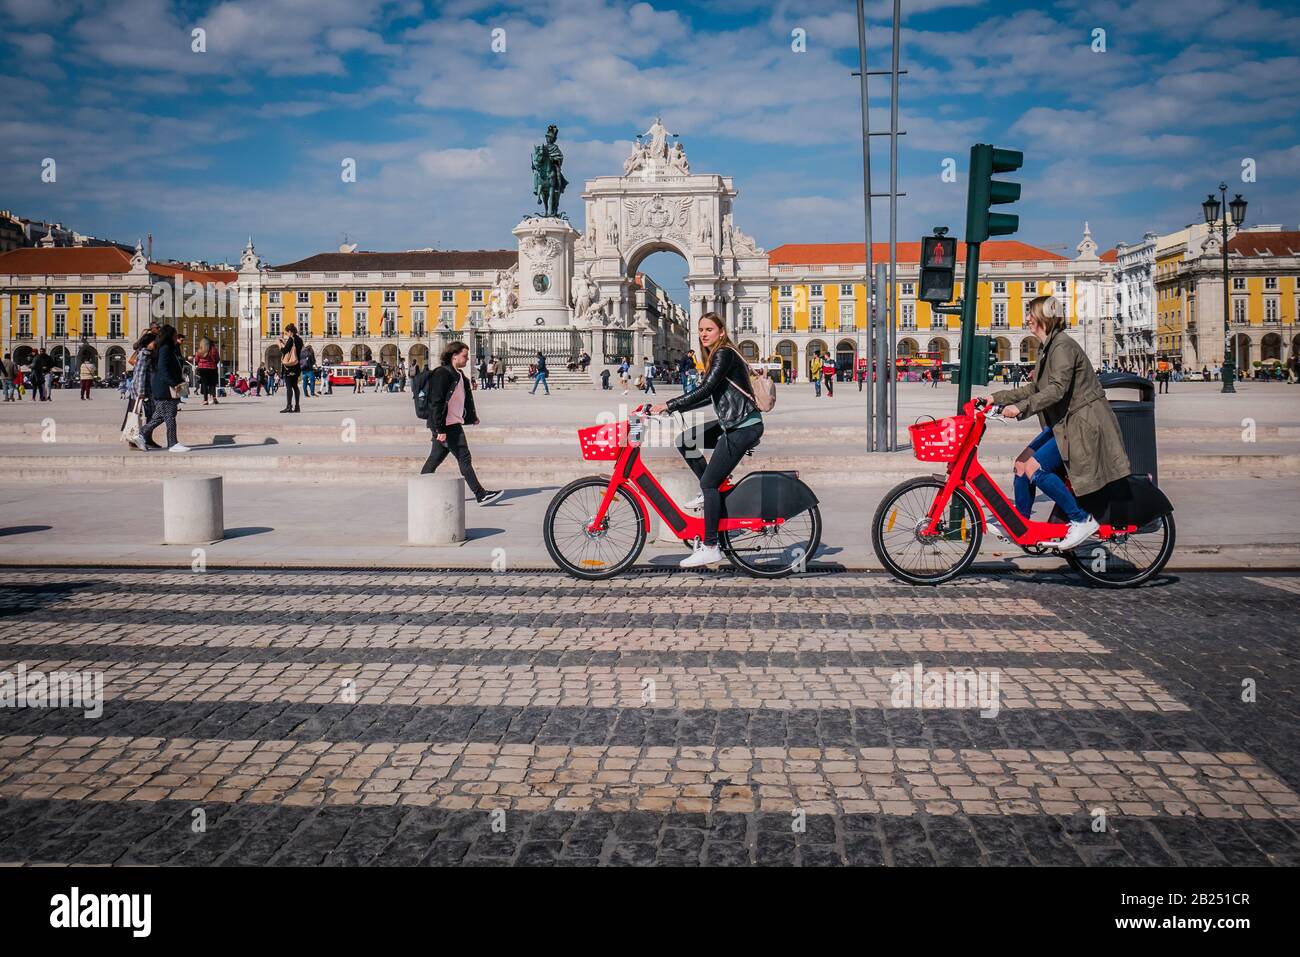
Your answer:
[163,476,224,544]
[408,475,466,546]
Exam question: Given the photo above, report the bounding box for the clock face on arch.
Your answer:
[532,273,550,293]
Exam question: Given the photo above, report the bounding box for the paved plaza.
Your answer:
[0,568,1297,866]
[1,380,1298,570]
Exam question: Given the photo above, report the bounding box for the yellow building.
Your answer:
[1140,225,1299,371]
[0,243,238,377]
[761,227,1109,379]
[248,246,515,372]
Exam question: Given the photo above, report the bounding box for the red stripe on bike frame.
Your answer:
[589,447,648,533]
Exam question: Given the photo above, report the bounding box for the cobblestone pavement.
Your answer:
[0,568,1297,867]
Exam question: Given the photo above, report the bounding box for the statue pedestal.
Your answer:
[506,217,579,329]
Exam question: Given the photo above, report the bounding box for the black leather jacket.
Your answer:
[665,347,759,430]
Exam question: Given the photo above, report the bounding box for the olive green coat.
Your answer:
[992,329,1131,497]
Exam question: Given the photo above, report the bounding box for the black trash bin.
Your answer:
[1099,371,1158,486]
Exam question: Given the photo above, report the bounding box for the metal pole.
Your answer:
[1220,182,1235,393]
[855,0,875,450]
[887,0,901,451]
[875,264,888,450]
[956,242,982,410]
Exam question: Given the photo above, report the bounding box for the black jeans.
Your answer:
[676,420,763,546]
[282,367,301,409]
[421,424,486,497]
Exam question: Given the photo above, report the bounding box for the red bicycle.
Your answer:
[872,398,1175,587]
[544,405,822,579]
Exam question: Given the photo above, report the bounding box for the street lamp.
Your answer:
[1202,182,1247,393]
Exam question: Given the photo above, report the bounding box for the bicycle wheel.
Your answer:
[720,505,822,578]
[543,477,646,580]
[872,477,983,585]
[1064,513,1175,588]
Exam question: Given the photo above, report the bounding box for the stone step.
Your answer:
[2,421,1292,447]
[8,450,1298,486]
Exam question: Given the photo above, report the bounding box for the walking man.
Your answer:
[643,356,657,395]
[417,341,501,505]
[530,350,550,395]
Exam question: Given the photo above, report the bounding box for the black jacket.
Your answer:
[427,364,478,432]
[150,343,183,401]
[666,346,758,430]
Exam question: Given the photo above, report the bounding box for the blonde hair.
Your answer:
[1026,295,1064,337]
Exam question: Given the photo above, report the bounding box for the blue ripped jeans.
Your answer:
[1014,428,1090,524]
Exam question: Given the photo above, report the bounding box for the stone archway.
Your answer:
[574,119,768,357]
[1231,333,1251,370]
[107,346,127,376]
[995,336,1012,362]
[835,338,856,375]
[775,339,796,382]
[322,344,345,364]
[408,343,429,371]
[351,344,372,362]
[1020,337,1039,363]
[13,345,34,366]
[1262,333,1282,361]
[738,339,759,361]
[898,338,918,358]
[928,338,950,362]
[265,344,282,372]
[379,343,400,371]
[807,338,829,378]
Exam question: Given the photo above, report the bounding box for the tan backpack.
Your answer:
[726,347,776,412]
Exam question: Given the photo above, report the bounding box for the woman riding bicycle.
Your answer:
[650,312,763,568]
[982,295,1131,552]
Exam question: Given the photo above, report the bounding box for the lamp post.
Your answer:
[1202,183,1247,393]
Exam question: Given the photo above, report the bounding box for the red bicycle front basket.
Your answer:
[909,415,971,462]
[577,421,628,461]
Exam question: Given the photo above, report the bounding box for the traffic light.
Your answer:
[966,144,1023,243]
[969,334,994,387]
[919,231,958,304]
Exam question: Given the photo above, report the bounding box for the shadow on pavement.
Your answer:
[223,526,275,540]
[465,527,505,541]
[0,525,52,537]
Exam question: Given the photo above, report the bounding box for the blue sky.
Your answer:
[2,0,1297,296]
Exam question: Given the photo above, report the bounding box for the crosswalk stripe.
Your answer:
[0,659,1184,711]
[1246,576,1300,595]
[0,591,1045,617]
[0,626,1106,655]
[1,735,1292,819]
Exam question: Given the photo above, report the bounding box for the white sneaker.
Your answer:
[168,443,191,453]
[986,519,1010,543]
[1056,516,1100,551]
[684,494,704,510]
[132,433,148,452]
[679,542,724,568]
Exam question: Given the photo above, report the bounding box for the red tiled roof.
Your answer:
[273,250,518,272]
[1100,247,1118,262]
[767,240,1068,265]
[0,245,134,274]
[1227,231,1300,257]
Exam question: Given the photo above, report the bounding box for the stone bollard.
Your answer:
[408,475,466,546]
[163,475,224,544]
[651,472,701,545]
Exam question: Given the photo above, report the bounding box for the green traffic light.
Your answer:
[965,143,1022,243]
